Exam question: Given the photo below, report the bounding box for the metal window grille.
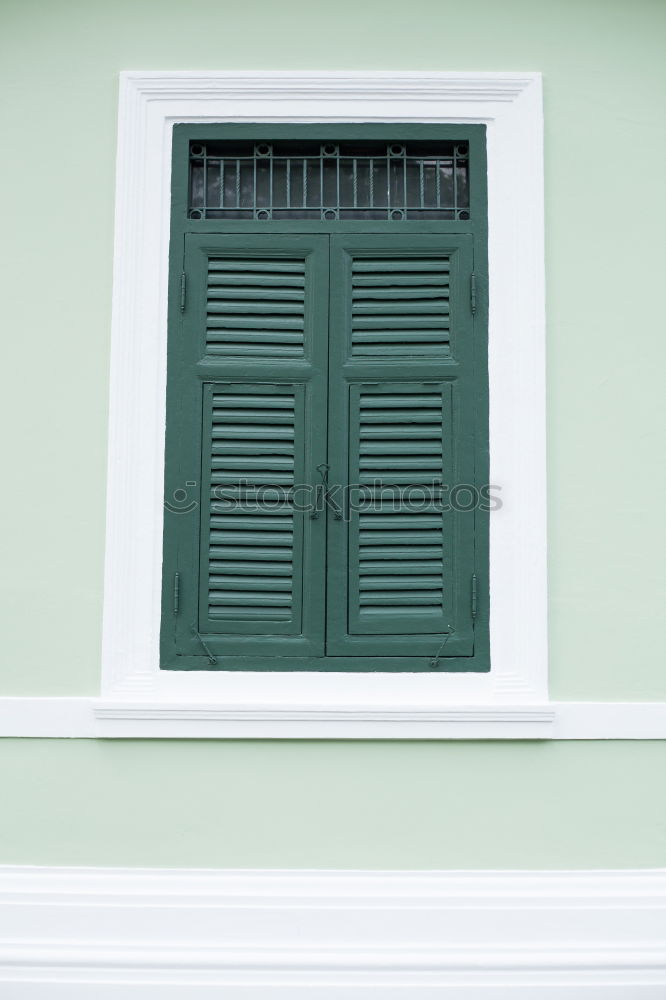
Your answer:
[188,141,470,221]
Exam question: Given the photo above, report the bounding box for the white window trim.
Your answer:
[99,70,549,736]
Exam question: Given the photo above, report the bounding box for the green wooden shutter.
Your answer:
[160,234,329,666]
[199,382,306,636]
[326,234,476,659]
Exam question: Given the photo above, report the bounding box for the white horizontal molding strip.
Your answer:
[100,70,548,732]
[120,69,537,102]
[1,866,664,997]
[1,698,666,738]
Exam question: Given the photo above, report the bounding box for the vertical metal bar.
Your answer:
[419,160,425,208]
[269,149,273,213]
[369,157,374,208]
[402,152,407,213]
[202,145,208,216]
[336,155,340,214]
[253,155,257,215]
[286,158,291,208]
[453,149,458,213]
[219,159,224,209]
[386,146,391,218]
[320,149,324,212]
[352,158,358,209]
[435,158,441,209]
[236,158,240,208]
[302,158,307,207]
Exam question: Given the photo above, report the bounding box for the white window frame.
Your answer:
[99,71,550,738]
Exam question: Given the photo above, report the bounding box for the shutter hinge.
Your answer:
[180,272,187,312]
[173,572,180,615]
[471,573,478,619]
[470,272,477,316]
[190,625,217,665]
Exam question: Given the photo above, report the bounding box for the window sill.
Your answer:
[93,699,556,738]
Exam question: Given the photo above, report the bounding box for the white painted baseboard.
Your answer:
[0,696,665,738]
[0,867,664,998]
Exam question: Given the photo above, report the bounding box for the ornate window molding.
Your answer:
[99,71,549,737]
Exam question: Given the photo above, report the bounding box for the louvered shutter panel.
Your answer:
[326,235,476,659]
[206,258,307,358]
[199,383,305,634]
[348,382,453,635]
[351,258,451,357]
[161,235,328,665]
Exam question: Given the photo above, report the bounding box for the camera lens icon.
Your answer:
[164,481,198,514]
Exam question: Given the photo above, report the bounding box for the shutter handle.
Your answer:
[311,463,343,520]
[310,463,328,519]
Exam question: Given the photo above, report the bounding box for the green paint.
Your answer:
[161,193,482,671]
[162,233,330,665]
[162,126,488,670]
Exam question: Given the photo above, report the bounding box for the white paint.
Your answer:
[1,696,666,738]
[100,70,548,736]
[0,866,664,997]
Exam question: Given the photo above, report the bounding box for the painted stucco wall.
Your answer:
[0,0,664,868]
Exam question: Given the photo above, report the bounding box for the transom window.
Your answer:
[188,140,471,221]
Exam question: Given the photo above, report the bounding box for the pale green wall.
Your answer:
[0,0,664,869]
[1,740,665,869]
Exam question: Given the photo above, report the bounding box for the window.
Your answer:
[99,73,549,736]
[160,125,489,672]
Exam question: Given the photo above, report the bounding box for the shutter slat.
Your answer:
[208,288,305,300]
[213,396,294,408]
[358,425,441,438]
[207,274,305,287]
[207,331,304,343]
[359,560,443,574]
[352,260,450,272]
[358,546,443,560]
[207,317,304,329]
[209,546,293,561]
[210,522,293,535]
[360,516,443,529]
[212,443,295,456]
[353,317,448,330]
[352,287,449,299]
[359,395,442,407]
[207,303,304,315]
[352,274,448,287]
[359,593,442,606]
[208,260,305,272]
[210,561,293,576]
[211,426,294,439]
[353,303,450,316]
[210,576,293,592]
[359,576,442,589]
